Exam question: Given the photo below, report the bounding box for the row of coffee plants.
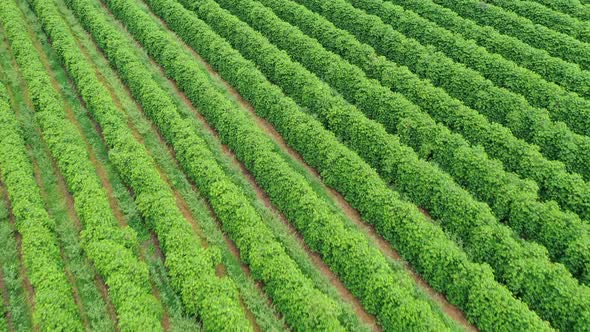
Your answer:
[100,0,456,329]
[255,0,590,283]
[296,0,590,191]
[529,0,590,21]
[0,2,165,330]
[431,0,590,69]
[348,0,590,138]
[149,0,552,330]
[388,0,590,103]
[290,0,590,221]
[182,0,590,329]
[484,0,590,43]
[27,0,250,329]
[0,69,82,330]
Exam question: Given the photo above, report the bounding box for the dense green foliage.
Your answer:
[61,3,289,327]
[1,0,588,329]
[101,0,458,329]
[185,0,590,329]
[8,38,116,331]
[348,0,590,140]
[387,0,590,100]
[26,0,252,330]
[1,1,165,330]
[485,0,590,43]
[65,0,350,330]
[529,0,590,21]
[214,0,590,296]
[152,0,555,330]
[289,0,590,221]
[256,0,590,284]
[0,61,82,332]
[431,0,590,69]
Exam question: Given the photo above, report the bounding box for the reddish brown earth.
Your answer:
[0,183,14,332]
[31,157,92,331]
[145,234,170,332]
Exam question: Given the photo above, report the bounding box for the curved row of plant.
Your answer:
[215,0,590,285]
[152,0,557,330]
[289,0,590,220]
[97,0,457,329]
[308,0,590,189]
[432,0,590,70]
[255,0,590,283]
[64,1,357,330]
[529,0,590,21]
[26,0,252,330]
[386,0,590,105]
[0,62,82,332]
[484,0,590,43]
[350,0,590,140]
[185,0,590,329]
[1,2,166,330]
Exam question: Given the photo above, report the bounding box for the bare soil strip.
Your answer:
[145,234,171,332]
[0,183,35,326]
[0,268,13,332]
[0,183,15,332]
[30,157,91,330]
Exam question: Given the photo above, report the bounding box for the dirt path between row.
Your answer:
[0,182,35,330]
[31,157,91,330]
[0,69,25,332]
[0,181,15,332]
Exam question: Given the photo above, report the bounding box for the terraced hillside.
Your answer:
[0,0,589,331]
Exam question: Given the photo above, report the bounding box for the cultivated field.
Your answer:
[0,0,589,331]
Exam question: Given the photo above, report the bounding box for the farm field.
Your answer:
[0,0,590,331]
